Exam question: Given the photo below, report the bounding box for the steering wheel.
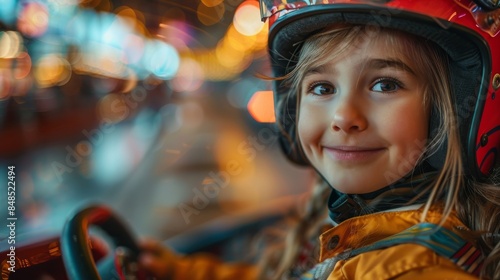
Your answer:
[60,204,143,280]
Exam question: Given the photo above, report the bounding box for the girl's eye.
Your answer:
[308,83,336,96]
[371,78,403,93]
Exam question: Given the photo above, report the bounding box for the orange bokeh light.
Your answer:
[233,1,264,36]
[247,90,275,123]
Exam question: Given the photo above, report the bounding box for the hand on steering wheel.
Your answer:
[60,204,143,280]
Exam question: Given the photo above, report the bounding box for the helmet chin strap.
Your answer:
[323,161,438,224]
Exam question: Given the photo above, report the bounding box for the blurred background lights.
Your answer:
[102,15,132,48]
[158,20,193,51]
[76,141,93,157]
[226,79,262,109]
[215,39,246,68]
[197,1,225,26]
[0,31,23,59]
[34,54,71,87]
[92,128,135,186]
[172,58,205,92]
[65,9,95,45]
[98,93,129,123]
[160,104,182,133]
[120,69,139,93]
[123,33,146,65]
[73,44,127,78]
[247,90,275,123]
[142,40,180,79]
[233,1,264,36]
[0,73,11,100]
[90,77,121,96]
[14,52,33,80]
[0,0,17,25]
[132,108,162,142]
[177,101,205,129]
[115,6,146,34]
[48,0,79,8]
[17,2,50,38]
[80,0,113,11]
[0,0,318,249]
[225,24,255,52]
[201,0,224,7]
[0,0,272,101]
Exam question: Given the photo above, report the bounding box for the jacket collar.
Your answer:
[327,162,438,224]
[319,206,466,262]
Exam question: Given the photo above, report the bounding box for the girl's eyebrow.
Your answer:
[367,58,416,75]
[301,58,415,79]
[303,65,329,77]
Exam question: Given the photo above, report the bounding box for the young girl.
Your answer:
[139,0,500,279]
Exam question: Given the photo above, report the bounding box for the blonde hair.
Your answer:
[264,24,500,279]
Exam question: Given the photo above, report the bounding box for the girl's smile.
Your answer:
[322,145,386,163]
[297,32,430,194]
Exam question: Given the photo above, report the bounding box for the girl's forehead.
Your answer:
[312,32,413,67]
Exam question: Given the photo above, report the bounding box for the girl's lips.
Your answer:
[323,146,385,162]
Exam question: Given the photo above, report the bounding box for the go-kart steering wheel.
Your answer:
[60,204,143,280]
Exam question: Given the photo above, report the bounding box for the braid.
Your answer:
[456,168,500,279]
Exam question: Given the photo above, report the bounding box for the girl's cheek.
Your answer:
[297,111,323,146]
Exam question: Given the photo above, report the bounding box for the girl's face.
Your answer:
[297,33,430,194]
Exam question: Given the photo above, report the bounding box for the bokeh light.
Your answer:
[225,24,256,52]
[34,54,71,87]
[172,58,205,92]
[201,0,224,8]
[158,20,193,51]
[91,128,135,186]
[115,6,148,36]
[247,90,275,123]
[14,52,33,80]
[197,2,225,26]
[123,33,146,65]
[17,2,50,37]
[0,0,17,25]
[0,72,11,100]
[0,31,23,59]
[142,40,180,79]
[98,93,129,123]
[233,1,265,36]
[215,39,246,68]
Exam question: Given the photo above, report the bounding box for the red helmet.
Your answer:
[261,0,500,181]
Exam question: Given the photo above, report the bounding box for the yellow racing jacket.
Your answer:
[306,206,483,280]
[164,206,483,280]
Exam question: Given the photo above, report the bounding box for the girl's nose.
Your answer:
[331,98,368,133]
